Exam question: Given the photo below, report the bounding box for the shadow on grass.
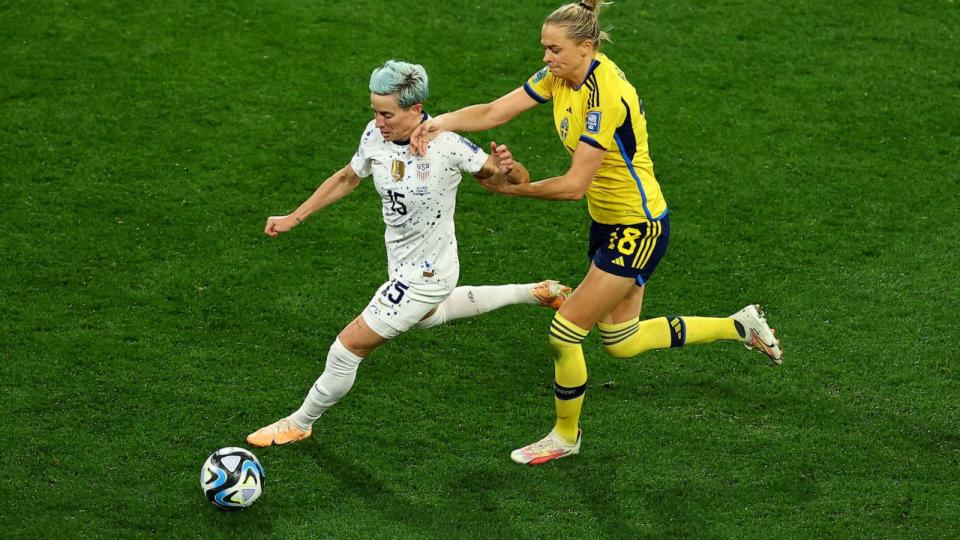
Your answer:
[306,444,525,537]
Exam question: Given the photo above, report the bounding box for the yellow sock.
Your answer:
[598,316,741,358]
[549,313,589,444]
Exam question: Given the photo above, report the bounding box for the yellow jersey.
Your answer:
[524,53,667,224]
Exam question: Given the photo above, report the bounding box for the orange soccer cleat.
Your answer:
[246,417,312,448]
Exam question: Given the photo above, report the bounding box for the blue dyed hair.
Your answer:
[368,60,429,109]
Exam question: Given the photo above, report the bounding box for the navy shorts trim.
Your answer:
[588,214,670,285]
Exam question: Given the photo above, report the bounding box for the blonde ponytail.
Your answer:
[545,1,613,48]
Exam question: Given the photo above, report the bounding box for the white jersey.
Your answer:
[349,118,488,302]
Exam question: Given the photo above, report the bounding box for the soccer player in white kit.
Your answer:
[247,60,571,447]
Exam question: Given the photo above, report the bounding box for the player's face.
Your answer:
[370,93,423,142]
[541,24,593,83]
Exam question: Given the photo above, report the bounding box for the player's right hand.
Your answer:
[489,141,515,174]
[264,215,299,237]
[410,117,445,156]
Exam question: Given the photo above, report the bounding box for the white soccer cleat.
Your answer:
[510,429,581,465]
[246,417,312,448]
[531,280,572,310]
[731,304,783,364]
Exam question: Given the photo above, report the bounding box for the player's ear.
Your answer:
[580,39,593,56]
[410,103,423,115]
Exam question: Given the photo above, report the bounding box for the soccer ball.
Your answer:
[200,447,265,510]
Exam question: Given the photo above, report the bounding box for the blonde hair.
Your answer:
[544,1,612,48]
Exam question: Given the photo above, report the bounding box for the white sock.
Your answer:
[290,338,363,430]
[416,284,536,329]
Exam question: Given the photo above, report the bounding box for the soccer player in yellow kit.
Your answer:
[412,1,783,465]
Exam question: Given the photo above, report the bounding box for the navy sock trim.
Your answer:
[667,316,687,348]
[601,324,640,345]
[550,320,587,344]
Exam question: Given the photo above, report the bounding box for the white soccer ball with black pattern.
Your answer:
[200,447,265,510]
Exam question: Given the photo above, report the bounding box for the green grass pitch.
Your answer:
[2,0,958,537]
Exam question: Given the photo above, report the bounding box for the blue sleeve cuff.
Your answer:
[579,135,606,150]
[523,83,548,104]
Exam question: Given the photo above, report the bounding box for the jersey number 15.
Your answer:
[386,190,407,215]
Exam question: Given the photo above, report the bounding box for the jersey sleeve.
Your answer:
[578,84,627,152]
[349,124,375,178]
[446,133,488,175]
[523,67,553,104]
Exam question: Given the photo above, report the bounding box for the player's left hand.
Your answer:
[410,117,445,156]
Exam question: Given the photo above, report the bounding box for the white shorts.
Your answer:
[361,279,451,339]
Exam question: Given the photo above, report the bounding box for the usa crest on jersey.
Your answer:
[416,162,430,180]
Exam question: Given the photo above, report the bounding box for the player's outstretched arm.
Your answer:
[482,142,605,201]
[411,87,538,155]
[264,165,362,237]
[474,141,530,187]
